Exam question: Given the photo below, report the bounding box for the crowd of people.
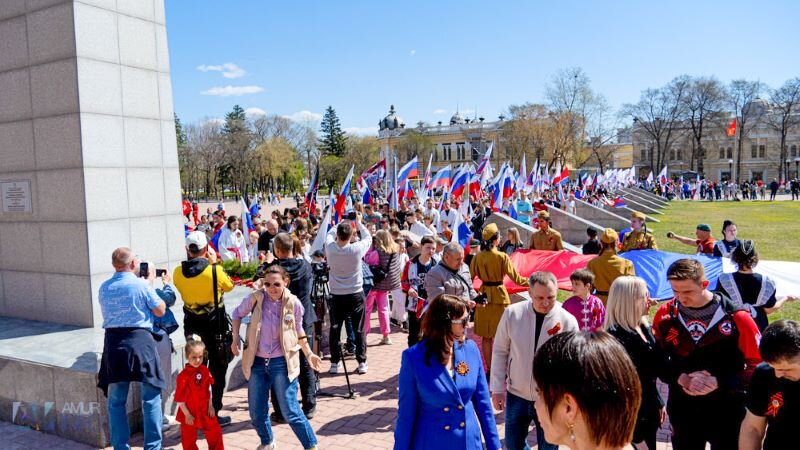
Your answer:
[97,186,800,450]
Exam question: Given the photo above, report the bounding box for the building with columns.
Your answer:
[632,99,800,182]
[376,105,503,171]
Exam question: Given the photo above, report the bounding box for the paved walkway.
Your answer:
[1,310,682,449]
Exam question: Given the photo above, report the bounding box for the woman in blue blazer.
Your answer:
[395,294,501,450]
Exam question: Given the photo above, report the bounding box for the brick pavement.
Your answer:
[2,314,681,449]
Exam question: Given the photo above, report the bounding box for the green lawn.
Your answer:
[643,198,800,321]
[650,200,800,261]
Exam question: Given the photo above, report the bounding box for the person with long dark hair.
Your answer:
[716,240,795,332]
[713,219,740,258]
[394,294,500,450]
[533,331,642,450]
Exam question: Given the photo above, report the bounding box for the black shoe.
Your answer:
[304,406,317,419]
[270,411,286,424]
[217,415,232,427]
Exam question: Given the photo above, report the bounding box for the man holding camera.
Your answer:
[258,232,318,420]
[98,247,167,450]
[173,231,235,426]
[325,212,372,375]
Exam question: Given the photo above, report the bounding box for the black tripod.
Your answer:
[310,267,355,399]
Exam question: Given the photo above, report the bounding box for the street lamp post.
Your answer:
[728,159,733,182]
[787,159,792,183]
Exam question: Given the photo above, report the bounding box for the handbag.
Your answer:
[211,264,235,364]
[369,252,394,284]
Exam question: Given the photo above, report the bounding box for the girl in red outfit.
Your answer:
[175,335,225,450]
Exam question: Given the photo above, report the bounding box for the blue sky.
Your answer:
[165,0,800,134]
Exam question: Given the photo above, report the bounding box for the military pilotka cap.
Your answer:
[482,223,499,241]
[696,224,712,232]
[600,228,618,244]
[537,210,550,220]
[631,211,646,220]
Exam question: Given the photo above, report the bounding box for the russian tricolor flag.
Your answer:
[397,156,419,183]
[450,166,470,198]
[334,165,354,223]
[430,165,452,190]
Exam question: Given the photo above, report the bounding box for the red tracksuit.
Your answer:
[175,364,225,450]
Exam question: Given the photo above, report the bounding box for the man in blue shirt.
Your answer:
[98,247,166,450]
[515,192,533,225]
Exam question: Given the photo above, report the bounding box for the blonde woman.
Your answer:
[604,276,664,450]
[364,230,403,344]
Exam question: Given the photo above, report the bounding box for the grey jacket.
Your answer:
[423,262,477,303]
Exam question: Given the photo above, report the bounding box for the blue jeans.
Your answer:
[107,381,162,450]
[249,356,317,449]
[505,391,557,450]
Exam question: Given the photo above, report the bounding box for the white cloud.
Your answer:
[344,126,379,136]
[245,107,267,117]
[410,49,416,56]
[196,63,246,79]
[283,110,322,123]
[201,85,264,97]
[433,108,448,115]
[203,117,225,127]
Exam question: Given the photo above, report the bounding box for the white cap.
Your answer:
[185,231,208,249]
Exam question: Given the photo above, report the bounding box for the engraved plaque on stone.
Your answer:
[1,180,33,213]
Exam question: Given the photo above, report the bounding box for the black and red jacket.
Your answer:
[652,292,762,397]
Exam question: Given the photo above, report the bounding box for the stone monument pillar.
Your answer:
[0,0,184,327]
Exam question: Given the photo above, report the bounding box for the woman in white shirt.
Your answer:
[218,216,249,263]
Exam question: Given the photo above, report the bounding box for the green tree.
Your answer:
[174,113,187,148]
[318,105,347,157]
[223,104,247,135]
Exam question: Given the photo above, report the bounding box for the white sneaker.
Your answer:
[380,336,393,345]
[329,363,340,374]
[256,443,277,450]
[357,362,368,374]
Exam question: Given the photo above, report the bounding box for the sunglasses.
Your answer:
[450,318,469,325]
[263,282,283,288]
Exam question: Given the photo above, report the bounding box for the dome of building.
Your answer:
[449,111,465,125]
[744,97,771,117]
[379,105,405,131]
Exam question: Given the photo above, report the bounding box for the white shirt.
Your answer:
[438,208,458,233]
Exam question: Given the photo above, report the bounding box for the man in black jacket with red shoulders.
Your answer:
[653,258,762,450]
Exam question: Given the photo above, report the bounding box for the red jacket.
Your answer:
[175,364,215,426]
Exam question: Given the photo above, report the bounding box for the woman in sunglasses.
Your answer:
[231,265,322,450]
[394,294,500,450]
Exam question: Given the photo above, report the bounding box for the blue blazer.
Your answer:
[394,339,501,450]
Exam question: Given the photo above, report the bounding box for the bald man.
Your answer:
[98,247,166,449]
[257,219,280,254]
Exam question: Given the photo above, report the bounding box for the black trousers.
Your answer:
[328,292,366,364]
[183,310,230,413]
[668,393,744,450]
[407,312,421,347]
[271,324,317,417]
